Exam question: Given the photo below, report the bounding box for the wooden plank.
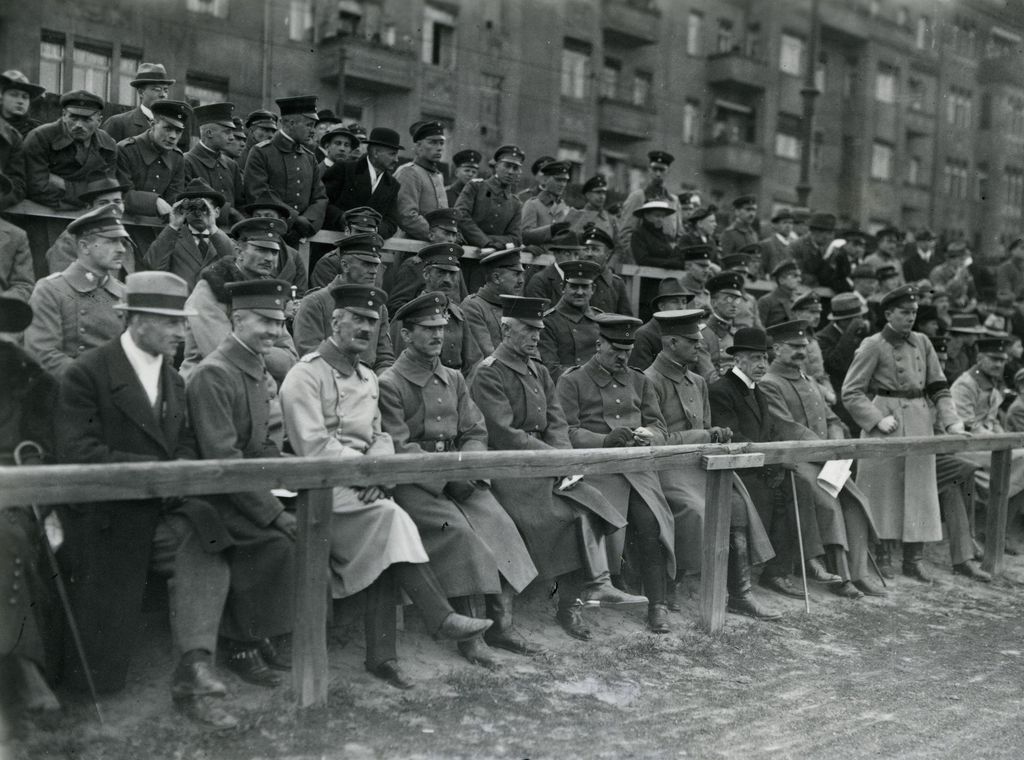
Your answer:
[292,487,333,708]
[701,453,765,470]
[982,448,1013,577]
[699,469,732,634]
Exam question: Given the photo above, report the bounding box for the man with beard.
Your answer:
[538,259,602,381]
[101,63,175,142]
[618,151,682,248]
[22,90,117,208]
[454,144,526,248]
[379,292,540,669]
[185,103,245,227]
[393,120,449,241]
[719,195,759,258]
[445,149,481,207]
[461,247,526,360]
[116,100,192,216]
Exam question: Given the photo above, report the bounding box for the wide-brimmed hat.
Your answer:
[947,312,986,334]
[319,124,360,148]
[0,70,45,98]
[651,277,692,307]
[130,62,175,88]
[178,178,226,207]
[634,199,676,217]
[115,272,196,317]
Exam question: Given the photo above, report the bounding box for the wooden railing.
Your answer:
[2,433,1019,707]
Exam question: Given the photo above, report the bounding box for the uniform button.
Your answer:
[10,583,18,591]
[80,327,85,332]
[437,399,443,403]
[80,309,86,315]
[615,414,621,419]
[436,416,442,421]
[615,399,621,403]
[12,570,20,578]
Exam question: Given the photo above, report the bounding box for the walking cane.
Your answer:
[13,441,105,725]
[789,470,811,614]
[866,549,888,588]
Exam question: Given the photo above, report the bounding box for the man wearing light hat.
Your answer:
[817,292,871,436]
[538,259,603,381]
[281,283,493,689]
[843,285,965,584]
[720,195,759,258]
[56,271,247,727]
[644,309,779,617]
[243,95,327,245]
[556,313,678,634]
[185,103,245,226]
[186,279,298,688]
[461,247,526,359]
[445,149,482,206]
[521,160,572,247]
[25,206,128,377]
[453,144,526,249]
[23,89,117,208]
[618,150,682,247]
[292,233,395,369]
[469,295,641,643]
[630,199,678,270]
[101,62,175,142]
[394,120,449,241]
[309,205,383,289]
[116,99,192,217]
[380,291,540,669]
[386,208,468,313]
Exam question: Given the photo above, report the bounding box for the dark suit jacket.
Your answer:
[100,106,150,143]
[322,156,399,236]
[143,225,235,292]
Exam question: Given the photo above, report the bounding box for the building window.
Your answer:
[39,34,65,94]
[686,11,703,57]
[943,158,969,200]
[745,22,763,59]
[561,39,591,100]
[601,59,620,100]
[631,71,652,108]
[779,33,804,76]
[986,28,1020,59]
[950,16,977,57]
[870,142,893,180]
[1010,97,1024,137]
[908,77,924,112]
[1004,167,1024,216]
[716,18,734,54]
[907,155,922,186]
[423,5,456,69]
[712,100,755,144]
[116,51,142,106]
[682,99,700,145]
[977,164,989,201]
[875,66,896,104]
[336,0,363,36]
[186,0,229,18]
[479,73,502,139]
[916,15,931,50]
[72,43,111,101]
[774,112,802,160]
[288,0,315,42]
[947,87,973,129]
[814,57,826,94]
[185,74,228,107]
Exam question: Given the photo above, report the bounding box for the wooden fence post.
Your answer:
[699,453,764,634]
[292,487,333,708]
[982,449,1013,577]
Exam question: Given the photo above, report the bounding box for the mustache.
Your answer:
[355,331,371,341]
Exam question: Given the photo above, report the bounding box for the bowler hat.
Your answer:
[366,127,404,151]
[726,327,769,355]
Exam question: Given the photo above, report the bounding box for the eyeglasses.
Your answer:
[719,293,743,303]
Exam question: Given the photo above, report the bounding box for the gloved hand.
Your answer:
[550,221,571,237]
[290,216,316,238]
[603,427,635,448]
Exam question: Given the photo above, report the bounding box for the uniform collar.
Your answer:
[487,176,510,197]
[583,356,629,387]
[413,156,441,173]
[393,347,448,387]
[476,286,504,307]
[554,299,596,322]
[492,341,536,377]
[881,324,912,346]
[194,141,223,166]
[318,337,362,377]
[272,130,302,153]
[969,365,998,391]
[651,352,690,382]
[220,334,267,380]
[767,359,805,380]
[62,260,124,296]
[707,312,733,334]
[134,131,165,165]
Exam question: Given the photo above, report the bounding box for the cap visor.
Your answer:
[247,241,281,251]
[349,253,382,263]
[249,308,287,321]
[409,316,449,327]
[343,306,380,319]
[114,305,197,317]
[608,340,635,350]
[65,106,100,117]
[431,264,461,272]
[95,229,132,239]
[519,317,544,328]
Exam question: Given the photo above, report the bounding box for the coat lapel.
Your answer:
[107,342,171,454]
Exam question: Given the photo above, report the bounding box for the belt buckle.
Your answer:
[434,441,446,452]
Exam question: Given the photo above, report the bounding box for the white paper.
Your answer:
[817,459,853,499]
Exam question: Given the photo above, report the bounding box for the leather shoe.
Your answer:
[647,603,670,634]
[806,558,842,583]
[877,558,896,580]
[902,562,935,584]
[435,612,493,642]
[258,635,292,671]
[484,628,545,656]
[366,659,414,690]
[758,575,806,599]
[953,561,992,583]
[174,695,238,730]
[457,637,501,670]
[171,657,227,698]
[829,580,864,600]
[555,602,592,641]
[727,593,782,621]
[853,578,888,597]
[222,645,281,688]
[580,583,648,608]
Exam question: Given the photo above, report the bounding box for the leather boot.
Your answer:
[726,529,781,621]
[450,596,501,669]
[875,541,895,579]
[220,639,281,687]
[555,571,592,641]
[665,577,681,612]
[637,536,667,607]
[483,584,544,656]
[902,542,935,583]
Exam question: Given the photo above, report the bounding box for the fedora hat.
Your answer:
[828,293,869,321]
[115,272,196,317]
[130,62,175,88]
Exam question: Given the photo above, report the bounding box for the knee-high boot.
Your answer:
[726,529,781,620]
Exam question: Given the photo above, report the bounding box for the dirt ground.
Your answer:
[7,540,1024,760]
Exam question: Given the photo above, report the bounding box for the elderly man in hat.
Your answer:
[537,259,602,381]
[310,205,383,289]
[386,208,468,312]
[787,212,835,287]
[644,309,780,617]
[557,313,678,634]
[580,225,631,315]
[185,279,298,689]
[56,272,255,726]
[760,320,885,599]
[281,283,492,689]
[0,172,31,303]
[393,120,449,241]
[318,123,359,171]
[445,149,481,206]
[25,206,127,377]
[293,233,395,369]
[323,126,401,237]
[759,209,794,275]
[817,292,871,435]
[843,285,966,584]
[144,177,234,291]
[630,200,678,270]
[618,150,682,248]
[567,174,623,263]
[461,247,525,359]
[180,216,299,384]
[101,63,174,141]
[758,260,801,327]
[1,70,45,138]
[239,109,278,169]
[719,195,759,258]
[23,89,117,208]
[863,226,903,275]
[454,144,526,249]
[379,291,540,668]
[629,278,693,371]
[116,99,192,217]
[700,271,746,382]
[521,160,572,247]
[185,103,245,226]
[469,295,642,642]
[243,95,327,245]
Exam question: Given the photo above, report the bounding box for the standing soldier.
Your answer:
[445,149,481,206]
[454,144,525,248]
[116,99,191,217]
[185,103,245,226]
[239,109,278,169]
[719,195,759,258]
[843,285,965,584]
[101,63,174,141]
[393,120,448,241]
[567,175,624,265]
[521,161,572,248]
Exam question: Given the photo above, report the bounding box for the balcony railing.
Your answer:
[318,34,417,91]
[598,98,655,141]
[706,51,769,91]
[601,0,660,46]
[702,141,765,177]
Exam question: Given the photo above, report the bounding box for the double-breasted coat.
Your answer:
[280,339,429,598]
[842,326,959,542]
[556,358,677,575]
[22,120,117,207]
[468,342,626,578]
[538,301,601,381]
[243,132,327,234]
[184,141,245,225]
[453,176,523,248]
[379,349,538,596]
[460,288,504,361]
[116,131,185,209]
[321,155,400,236]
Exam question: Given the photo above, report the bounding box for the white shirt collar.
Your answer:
[776,232,789,245]
[917,248,932,261]
[120,330,163,406]
[140,103,154,120]
[366,157,381,192]
[731,365,756,390]
[323,157,334,168]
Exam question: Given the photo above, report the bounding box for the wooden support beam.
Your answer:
[699,468,732,635]
[292,487,333,709]
[701,453,764,470]
[982,449,1013,577]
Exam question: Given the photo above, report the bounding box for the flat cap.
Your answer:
[330,283,386,318]
[225,279,291,320]
[60,89,103,115]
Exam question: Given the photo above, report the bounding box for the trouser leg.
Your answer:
[627,490,666,606]
[579,514,611,588]
[827,545,851,582]
[761,486,796,579]
[363,570,397,669]
[941,488,974,567]
[843,505,870,583]
[392,561,454,635]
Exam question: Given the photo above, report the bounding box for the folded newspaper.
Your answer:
[816,459,853,499]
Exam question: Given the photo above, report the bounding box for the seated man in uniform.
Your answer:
[309,205,381,289]
[386,207,468,312]
[538,259,603,382]
[461,247,526,362]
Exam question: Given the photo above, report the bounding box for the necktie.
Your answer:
[194,233,210,257]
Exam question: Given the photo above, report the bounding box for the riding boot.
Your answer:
[450,596,500,669]
[726,529,781,621]
[901,542,935,583]
[483,582,543,655]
